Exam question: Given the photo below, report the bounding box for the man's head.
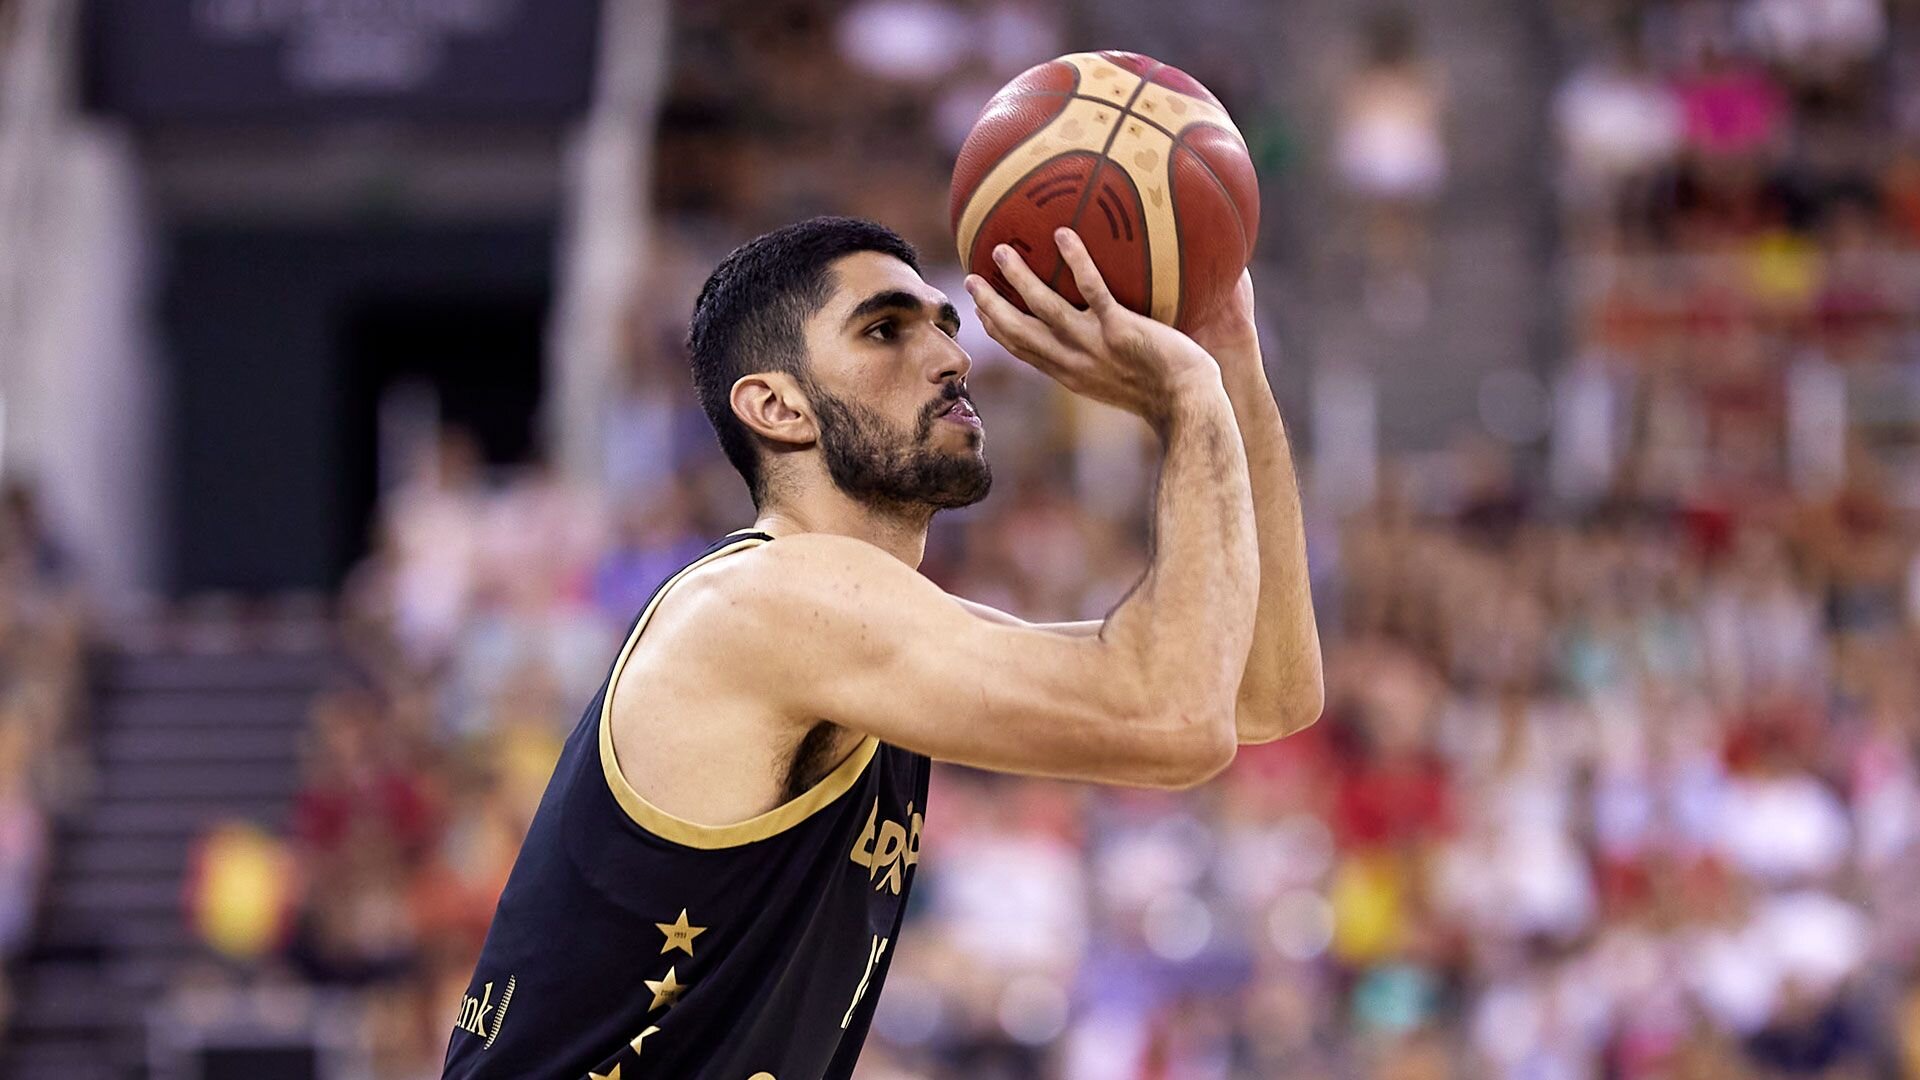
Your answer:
[688,217,990,513]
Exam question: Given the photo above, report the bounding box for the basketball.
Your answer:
[950,51,1260,334]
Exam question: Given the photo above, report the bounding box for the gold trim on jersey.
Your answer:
[598,534,882,849]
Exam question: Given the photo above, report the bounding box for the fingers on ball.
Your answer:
[966,276,1051,358]
[1052,228,1114,311]
[991,244,1074,325]
[964,274,1024,332]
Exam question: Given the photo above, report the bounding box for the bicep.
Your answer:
[829,620,1144,781]
[743,539,1179,785]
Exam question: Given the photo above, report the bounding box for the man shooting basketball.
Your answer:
[442,217,1323,1080]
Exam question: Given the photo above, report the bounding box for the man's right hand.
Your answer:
[965,228,1218,433]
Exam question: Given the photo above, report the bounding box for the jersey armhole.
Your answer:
[597,535,880,850]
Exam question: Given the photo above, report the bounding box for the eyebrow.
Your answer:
[844,289,962,336]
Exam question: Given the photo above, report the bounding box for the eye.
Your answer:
[864,319,899,343]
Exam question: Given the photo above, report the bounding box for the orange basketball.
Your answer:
[950,51,1259,334]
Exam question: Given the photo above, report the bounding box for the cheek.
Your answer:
[810,339,891,397]
[813,338,933,426]
[848,371,924,425]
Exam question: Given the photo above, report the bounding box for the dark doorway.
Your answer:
[345,297,546,467]
[338,293,547,582]
[165,224,552,594]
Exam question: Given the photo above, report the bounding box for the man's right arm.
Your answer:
[722,230,1259,789]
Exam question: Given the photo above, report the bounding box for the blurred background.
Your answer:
[1,0,1919,1077]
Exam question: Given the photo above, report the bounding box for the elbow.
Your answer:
[1279,682,1327,738]
[1177,718,1240,787]
[1235,673,1326,745]
[1129,707,1239,789]
[1104,660,1238,788]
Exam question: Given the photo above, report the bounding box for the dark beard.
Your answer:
[804,378,992,512]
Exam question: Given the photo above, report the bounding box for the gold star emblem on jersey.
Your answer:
[585,1024,661,1077]
[645,967,689,1011]
[656,909,707,957]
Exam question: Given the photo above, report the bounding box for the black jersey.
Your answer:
[443,532,931,1080]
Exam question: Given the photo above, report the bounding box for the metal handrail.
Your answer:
[0,0,77,374]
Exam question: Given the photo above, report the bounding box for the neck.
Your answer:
[753,488,931,568]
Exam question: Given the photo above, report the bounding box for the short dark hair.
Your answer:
[687,216,921,505]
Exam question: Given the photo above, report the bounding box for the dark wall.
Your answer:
[86,0,599,124]
[163,224,552,594]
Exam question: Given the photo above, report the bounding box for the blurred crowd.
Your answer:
[0,483,87,1038]
[158,1,1920,1078]
[1558,0,1920,372]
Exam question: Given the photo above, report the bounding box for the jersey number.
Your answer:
[840,935,889,1030]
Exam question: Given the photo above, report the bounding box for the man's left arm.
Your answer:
[1191,272,1324,743]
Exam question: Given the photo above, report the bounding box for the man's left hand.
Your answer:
[1188,271,1262,379]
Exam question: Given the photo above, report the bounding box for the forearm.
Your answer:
[1220,360,1324,742]
[1103,370,1260,729]
[961,230,1267,767]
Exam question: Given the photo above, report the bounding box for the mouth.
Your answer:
[938,396,983,430]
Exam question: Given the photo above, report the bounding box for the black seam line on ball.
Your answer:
[1048,60,1163,294]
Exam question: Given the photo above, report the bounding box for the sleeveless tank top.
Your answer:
[443,532,932,1080]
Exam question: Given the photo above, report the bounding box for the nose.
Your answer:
[929,330,972,386]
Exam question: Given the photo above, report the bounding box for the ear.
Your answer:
[730,372,817,449]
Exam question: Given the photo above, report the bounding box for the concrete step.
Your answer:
[80,798,289,838]
[62,835,195,879]
[97,652,336,695]
[41,906,193,955]
[99,726,302,764]
[19,954,176,999]
[94,693,313,732]
[0,1037,132,1080]
[53,877,183,917]
[103,955,176,996]
[98,761,301,802]
[11,968,140,1036]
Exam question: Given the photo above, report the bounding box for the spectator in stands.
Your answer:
[0,715,45,1036]
[1334,9,1447,328]
[0,472,81,1042]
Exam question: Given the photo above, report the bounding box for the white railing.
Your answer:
[547,0,670,487]
[0,0,77,406]
[0,0,160,596]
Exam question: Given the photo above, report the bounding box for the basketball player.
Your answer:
[442,217,1322,1080]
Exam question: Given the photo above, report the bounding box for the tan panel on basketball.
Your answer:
[1104,119,1181,325]
[1056,52,1143,107]
[1133,81,1248,145]
[953,94,1122,271]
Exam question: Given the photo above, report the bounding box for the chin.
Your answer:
[924,457,993,511]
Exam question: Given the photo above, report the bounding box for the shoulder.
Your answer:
[670,534,938,649]
[605,539,896,708]
[711,533,930,606]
